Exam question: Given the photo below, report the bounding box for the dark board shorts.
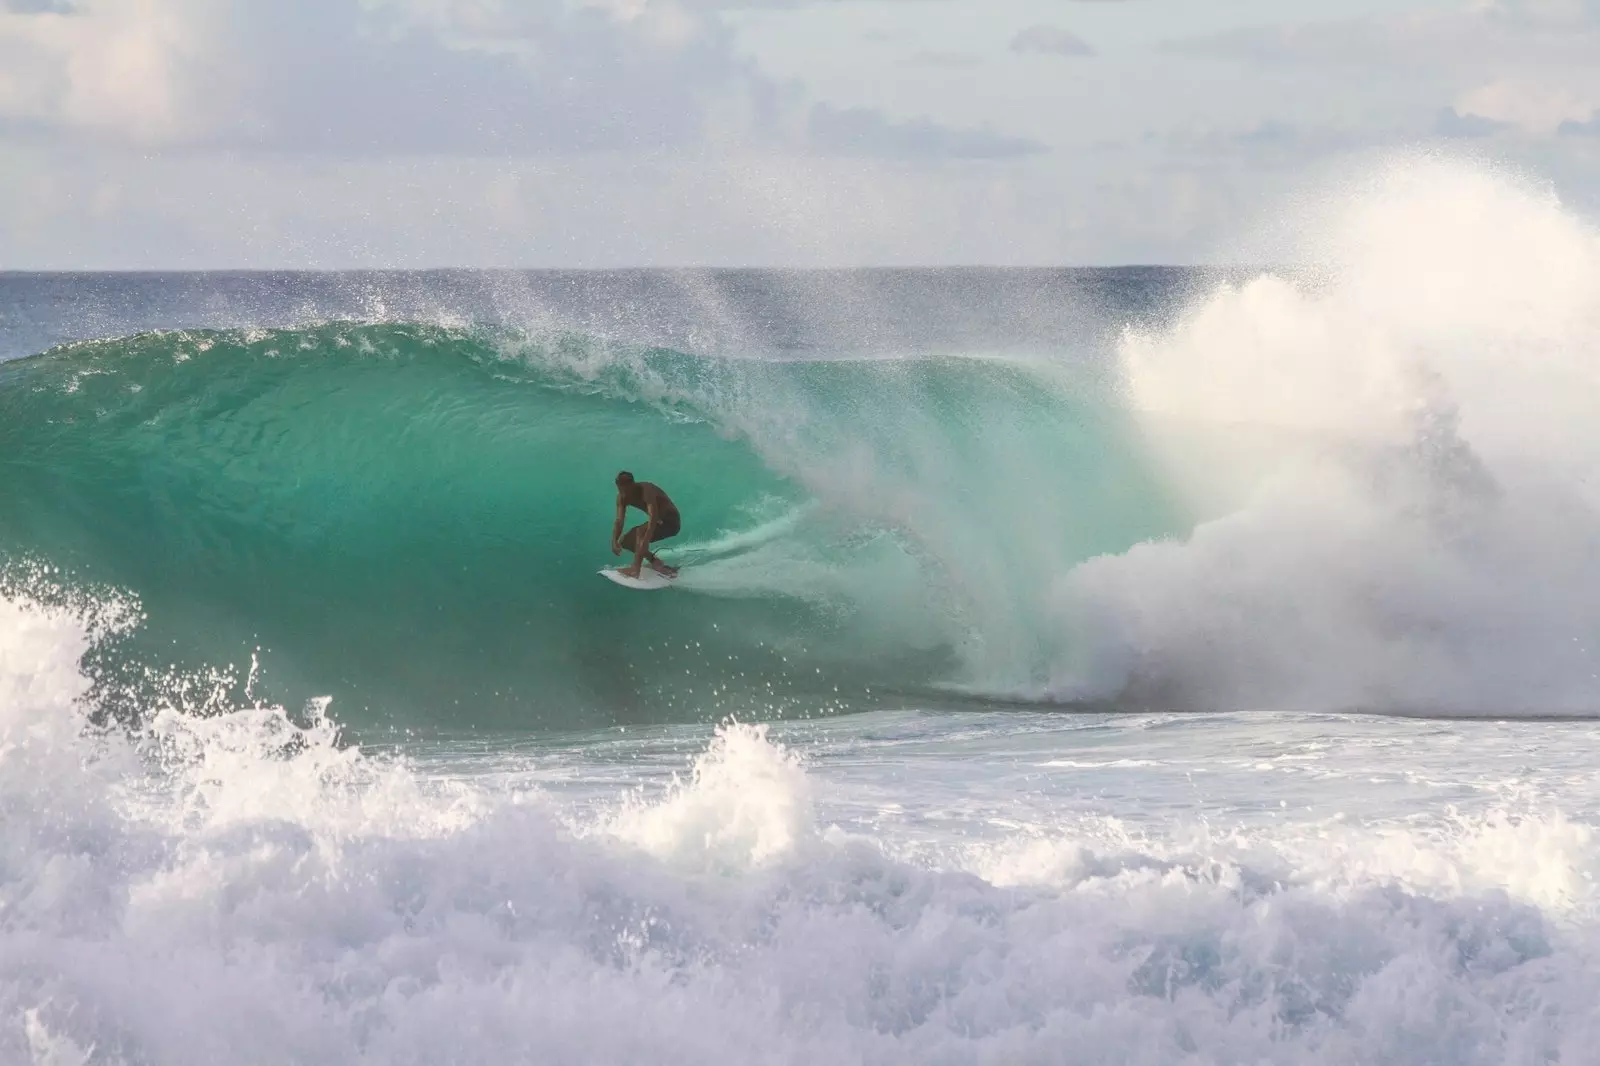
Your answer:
[649,512,681,543]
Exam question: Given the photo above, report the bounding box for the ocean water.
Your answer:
[4,159,1600,1063]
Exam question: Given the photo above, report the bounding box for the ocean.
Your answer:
[4,163,1600,1063]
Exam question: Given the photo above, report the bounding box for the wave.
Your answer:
[0,322,1174,727]
[6,158,1600,722]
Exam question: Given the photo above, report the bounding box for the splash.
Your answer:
[1056,158,1600,714]
[603,721,814,873]
[3,583,1600,1064]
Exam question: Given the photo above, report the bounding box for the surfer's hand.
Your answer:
[611,540,621,556]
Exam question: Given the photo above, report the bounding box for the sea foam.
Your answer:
[1056,158,1600,713]
[4,584,1599,1064]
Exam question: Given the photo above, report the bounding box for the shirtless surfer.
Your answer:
[611,471,681,579]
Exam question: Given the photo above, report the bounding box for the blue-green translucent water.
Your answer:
[0,320,1181,728]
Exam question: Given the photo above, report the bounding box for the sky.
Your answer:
[0,0,1598,268]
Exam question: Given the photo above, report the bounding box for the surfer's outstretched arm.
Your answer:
[611,494,626,556]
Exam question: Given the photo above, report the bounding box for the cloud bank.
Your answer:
[1173,1,1600,136]
[0,0,1032,157]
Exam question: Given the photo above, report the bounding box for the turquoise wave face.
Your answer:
[0,323,1181,728]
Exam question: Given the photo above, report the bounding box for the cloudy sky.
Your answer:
[0,0,1598,268]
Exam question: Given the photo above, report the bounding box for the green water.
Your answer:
[0,322,1182,727]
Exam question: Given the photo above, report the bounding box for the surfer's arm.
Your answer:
[611,496,626,555]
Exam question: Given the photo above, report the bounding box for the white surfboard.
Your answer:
[598,567,676,591]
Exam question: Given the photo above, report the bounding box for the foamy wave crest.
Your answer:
[1055,158,1600,714]
[3,586,1599,1063]
[603,721,814,872]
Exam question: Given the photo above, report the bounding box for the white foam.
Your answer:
[5,585,1600,1064]
[1056,157,1600,713]
[602,721,814,872]
[672,500,814,563]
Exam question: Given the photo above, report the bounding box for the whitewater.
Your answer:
[5,158,1600,1062]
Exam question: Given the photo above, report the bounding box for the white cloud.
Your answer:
[904,49,983,69]
[0,0,240,143]
[1,0,1597,269]
[806,104,1044,159]
[1455,76,1600,135]
[0,0,751,151]
[1479,0,1600,27]
[0,0,1035,158]
[1173,3,1600,136]
[1009,24,1095,58]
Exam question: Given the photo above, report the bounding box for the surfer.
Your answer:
[612,471,681,579]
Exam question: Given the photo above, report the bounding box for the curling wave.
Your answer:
[0,323,1172,727]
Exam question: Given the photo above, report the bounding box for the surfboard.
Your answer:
[598,567,676,591]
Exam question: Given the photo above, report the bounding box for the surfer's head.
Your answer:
[615,471,635,488]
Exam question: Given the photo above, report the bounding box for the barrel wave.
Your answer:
[0,322,1175,728]
[11,164,1600,725]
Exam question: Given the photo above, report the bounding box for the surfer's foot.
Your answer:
[617,564,642,578]
[649,559,678,577]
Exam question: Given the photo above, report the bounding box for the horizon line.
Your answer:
[0,263,1256,276]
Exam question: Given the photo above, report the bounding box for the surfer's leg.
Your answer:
[642,543,676,575]
[645,518,679,576]
[617,524,649,576]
